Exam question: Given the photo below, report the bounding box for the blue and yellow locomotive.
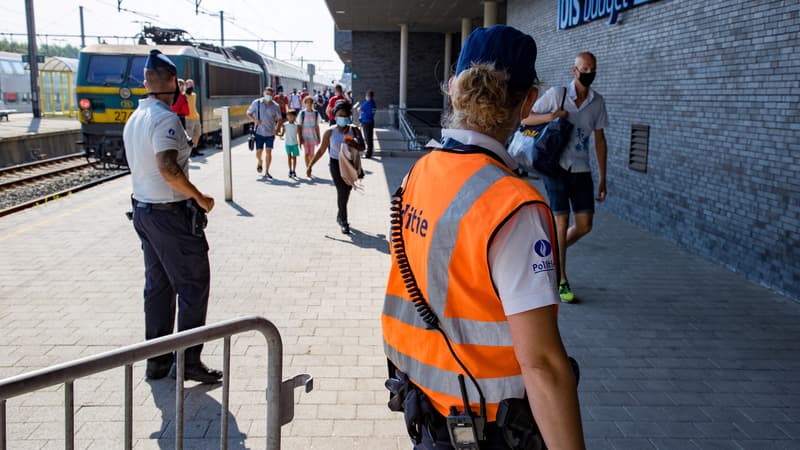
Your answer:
[76,28,322,168]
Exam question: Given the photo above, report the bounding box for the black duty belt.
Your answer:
[133,199,186,210]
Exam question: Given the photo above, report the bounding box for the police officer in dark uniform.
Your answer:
[123,49,221,384]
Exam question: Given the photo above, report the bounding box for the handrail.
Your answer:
[396,107,444,151]
[397,108,420,150]
[0,315,313,450]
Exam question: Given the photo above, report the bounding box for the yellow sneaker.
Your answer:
[559,280,575,303]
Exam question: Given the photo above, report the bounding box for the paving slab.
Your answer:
[0,113,80,140]
[0,127,798,449]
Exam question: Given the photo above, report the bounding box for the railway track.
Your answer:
[0,154,92,190]
[0,153,129,217]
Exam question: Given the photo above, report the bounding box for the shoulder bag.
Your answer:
[507,87,573,177]
[248,102,260,151]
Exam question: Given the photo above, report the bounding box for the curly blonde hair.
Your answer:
[443,63,531,133]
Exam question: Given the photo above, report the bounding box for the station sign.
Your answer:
[557,0,662,29]
[21,55,45,63]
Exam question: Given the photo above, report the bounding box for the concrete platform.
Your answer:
[0,130,798,449]
[0,113,82,167]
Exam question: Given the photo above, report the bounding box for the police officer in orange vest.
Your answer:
[382,26,585,449]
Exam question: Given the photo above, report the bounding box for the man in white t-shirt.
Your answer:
[123,49,221,384]
[523,51,609,303]
[288,88,302,110]
[246,87,283,180]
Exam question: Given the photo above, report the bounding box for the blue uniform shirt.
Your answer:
[359,99,376,123]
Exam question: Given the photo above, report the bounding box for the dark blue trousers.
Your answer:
[329,160,352,225]
[132,203,210,367]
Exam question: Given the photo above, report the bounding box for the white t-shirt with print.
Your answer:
[436,129,560,316]
[123,98,190,203]
[532,80,608,173]
[288,93,302,110]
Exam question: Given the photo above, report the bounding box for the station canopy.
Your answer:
[325,0,488,32]
[41,57,78,73]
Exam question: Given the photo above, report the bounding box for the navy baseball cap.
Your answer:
[144,49,176,74]
[456,25,537,91]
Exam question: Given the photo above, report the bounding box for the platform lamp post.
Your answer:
[25,0,42,118]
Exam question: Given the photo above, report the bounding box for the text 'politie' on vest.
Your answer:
[402,203,429,238]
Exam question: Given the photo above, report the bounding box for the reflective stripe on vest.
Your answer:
[384,341,524,405]
[426,162,513,347]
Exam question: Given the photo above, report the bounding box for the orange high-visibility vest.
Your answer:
[382,148,554,422]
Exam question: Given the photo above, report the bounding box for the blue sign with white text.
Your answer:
[557,0,661,29]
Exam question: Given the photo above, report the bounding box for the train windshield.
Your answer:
[86,55,128,85]
[129,56,147,85]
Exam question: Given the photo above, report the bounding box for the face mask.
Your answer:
[185,87,194,95]
[578,71,596,88]
[264,95,273,103]
[336,117,351,127]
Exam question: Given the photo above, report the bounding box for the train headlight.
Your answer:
[119,87,131,99]
[81,109,93,121]
[79,98,91,110]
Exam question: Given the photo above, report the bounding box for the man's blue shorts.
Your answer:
[543,171,595,216]
[254,134,275,150]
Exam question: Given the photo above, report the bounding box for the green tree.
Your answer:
[0,39,80,58]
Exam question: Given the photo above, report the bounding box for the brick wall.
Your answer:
[350,31,448,110]
[508,0,800,300]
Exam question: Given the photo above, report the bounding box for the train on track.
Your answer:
[0,51,33,114]
[76,27,327,168]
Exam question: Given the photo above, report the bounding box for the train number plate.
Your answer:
[110,109,133,123]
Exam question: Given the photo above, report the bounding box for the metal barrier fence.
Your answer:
[0,316,313,450]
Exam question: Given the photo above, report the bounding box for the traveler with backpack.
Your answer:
[299,95,322,171]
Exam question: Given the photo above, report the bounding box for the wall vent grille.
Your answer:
[629,124,650,173]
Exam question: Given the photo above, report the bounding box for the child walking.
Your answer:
[283,110,301,178]
[299,96,321,173]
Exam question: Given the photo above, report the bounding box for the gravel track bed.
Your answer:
[0,166,127,210]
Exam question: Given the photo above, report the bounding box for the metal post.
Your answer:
[1,399,6,450]
[50,72,56,114]
[483,1,498,27]
[79,6,86,48]
[221,337,231,449]
[176,350,185,450]
[65,381,74,450]
[220,106,232,201]
[461,17,472,47]
[399,24,408,111]
[124,364,132,450]
[60,73,66,114]
[25,0,41,118]
[265,327,284,450]
[219,11,224,47]
[67,72,74,115]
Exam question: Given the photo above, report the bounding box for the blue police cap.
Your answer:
[455,25,537,92]
[144,49,176,74]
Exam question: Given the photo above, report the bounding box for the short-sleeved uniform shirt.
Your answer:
[432,129,560,315]
[247,99,282,137]
[532,80,609,173]
[123,98,190,203]
[359,98,376,123]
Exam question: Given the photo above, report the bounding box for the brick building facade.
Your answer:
[509,0,799,300]
[335,0,799,300]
